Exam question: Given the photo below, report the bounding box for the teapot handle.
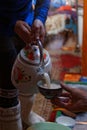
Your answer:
[36,38,44,66]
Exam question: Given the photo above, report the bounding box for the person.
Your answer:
[0,0,50,130]
[50,0,66,8]
[51,82,87,113]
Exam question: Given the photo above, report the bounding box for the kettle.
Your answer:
[11,39,52,95]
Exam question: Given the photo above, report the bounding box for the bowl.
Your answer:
[27,122,71,130]
[37,81,62,99]
[55,115,76,128]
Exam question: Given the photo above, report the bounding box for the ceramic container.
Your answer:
[11,40,52,95]
[37,81,62,99]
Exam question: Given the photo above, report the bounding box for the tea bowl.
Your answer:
[37,81,62,99]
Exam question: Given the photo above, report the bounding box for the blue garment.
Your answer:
[65,18,77,34]
[0,0,50,36]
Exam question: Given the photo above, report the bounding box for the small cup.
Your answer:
[37,81,62,99]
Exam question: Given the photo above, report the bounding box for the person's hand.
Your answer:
[14,20,32,44]
[51,82,87,113]
[32,19,46,43]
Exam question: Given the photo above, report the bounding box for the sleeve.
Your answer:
[34,0,50,24]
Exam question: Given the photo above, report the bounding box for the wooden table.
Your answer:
[73,112,87,130]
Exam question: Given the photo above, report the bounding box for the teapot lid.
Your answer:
[20,44,49,65]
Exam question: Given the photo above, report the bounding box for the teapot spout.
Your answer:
[40,73,51,89]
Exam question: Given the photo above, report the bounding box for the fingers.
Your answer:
[60,82,77,94]
[40,27,45,42]
[61,92,71,97]
[22,22,31,32]
[51,96,70,106]
[15,20,45,44]
[14,21,32,44]
[58,96,70,103]
[60,82,87,98]
[32,26,44,41]
[51,97,69,109]
[19,22,32,43]
[32,19,45,42]
[18,28,31,44]
[51,97,72,111]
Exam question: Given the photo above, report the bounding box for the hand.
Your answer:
[51,82,87,113]
[14,20,32,44]
[31,19,46,43]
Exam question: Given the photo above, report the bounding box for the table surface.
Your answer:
[73,112,87,130]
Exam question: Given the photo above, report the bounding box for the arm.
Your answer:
[14,0,50,44]
[34,0,50,24]
[32,0,50,43]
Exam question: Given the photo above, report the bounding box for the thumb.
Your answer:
[60,82,76,93]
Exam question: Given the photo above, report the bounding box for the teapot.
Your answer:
[11,39,52,95]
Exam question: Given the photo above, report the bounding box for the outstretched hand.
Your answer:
[51,82,87,113]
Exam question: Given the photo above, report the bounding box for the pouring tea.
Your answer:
[11,39,52,94]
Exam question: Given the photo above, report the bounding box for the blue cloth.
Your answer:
[65,18,77,34]
[0,0,50,36]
